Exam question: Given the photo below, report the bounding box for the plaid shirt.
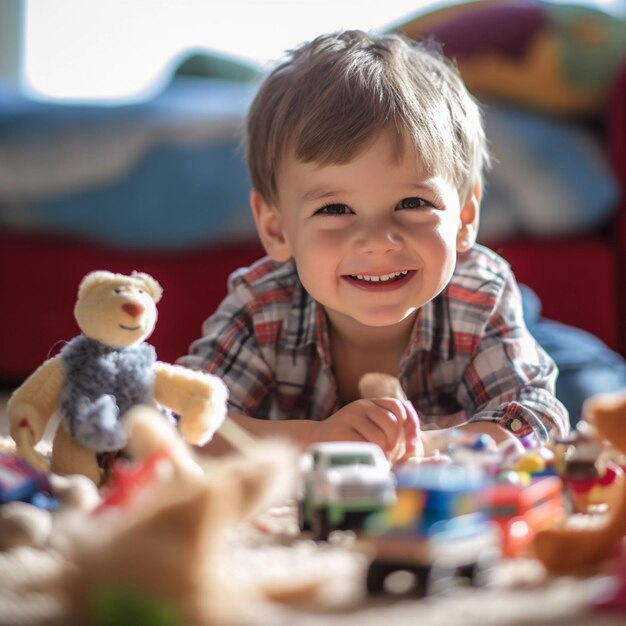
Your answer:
[180,245,568,442]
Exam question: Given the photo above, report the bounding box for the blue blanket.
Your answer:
[0,76,258,249]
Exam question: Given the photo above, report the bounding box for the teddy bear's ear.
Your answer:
[77,271,117,300]
[131,271,163,303]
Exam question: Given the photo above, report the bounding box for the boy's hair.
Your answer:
[246,30,489,205]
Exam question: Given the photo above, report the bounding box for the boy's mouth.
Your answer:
[343,270,414,290]
[348,271,408,283]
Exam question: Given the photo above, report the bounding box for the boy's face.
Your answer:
[252,131,479,331]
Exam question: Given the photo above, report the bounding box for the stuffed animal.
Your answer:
[7,270,228,484]
[532,389,626,574]
[44,405,302,626]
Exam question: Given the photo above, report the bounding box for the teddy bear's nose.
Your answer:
[122,303,144,318]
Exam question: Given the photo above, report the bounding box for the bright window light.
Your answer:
[23,0,437,102]
[23,0,625,102]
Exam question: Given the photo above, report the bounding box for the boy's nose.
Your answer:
[122,302,144,318]
[355,223,403,253]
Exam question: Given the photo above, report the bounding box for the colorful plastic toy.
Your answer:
[298,441,396,541]
[0,452,57,509]
[357,464,501,597]
[532,390,626,575]
[482,475,565,558]
[551,425,624,514]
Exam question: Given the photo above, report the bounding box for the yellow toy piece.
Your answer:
[516,451,546,474]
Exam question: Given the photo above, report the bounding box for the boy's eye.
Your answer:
[314,203,352,216]
[397,197,429,210]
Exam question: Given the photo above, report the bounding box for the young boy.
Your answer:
[179,30,569,458]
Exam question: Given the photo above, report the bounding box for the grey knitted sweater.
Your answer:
[59,335,156,452]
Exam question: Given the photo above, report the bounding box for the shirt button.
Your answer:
[510,418,522,432]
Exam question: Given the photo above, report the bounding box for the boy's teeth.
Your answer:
[351,271,408,282]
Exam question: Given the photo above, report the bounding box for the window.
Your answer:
[22,0,432,101]
[13,0,626,102]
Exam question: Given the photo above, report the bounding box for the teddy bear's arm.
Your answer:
[152,362,228,446]
[8,356,66,445]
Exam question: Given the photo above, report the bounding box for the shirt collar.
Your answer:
[402,291,453,367]
[281,274,332,365]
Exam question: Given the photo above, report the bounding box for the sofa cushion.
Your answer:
[395,0,626,114]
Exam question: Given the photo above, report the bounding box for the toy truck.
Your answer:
[356,464,501,597]
[482,475,566,558]
[298,441,396,540]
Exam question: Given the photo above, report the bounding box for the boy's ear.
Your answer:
[250,189,292,262]
[456,183,481,253]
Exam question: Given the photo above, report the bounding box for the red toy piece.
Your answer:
[95,447,173,514]
[482,476,565,558]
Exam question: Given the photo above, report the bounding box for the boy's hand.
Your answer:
[357,372,424,463]
[315,398,421,461]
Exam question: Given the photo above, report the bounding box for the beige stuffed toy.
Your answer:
[46,405,302,626]
[7,270,228,484]
[532,390,626,574]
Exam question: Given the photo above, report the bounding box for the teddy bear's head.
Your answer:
[74,271,163,349]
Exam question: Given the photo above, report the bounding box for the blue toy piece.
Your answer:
[0,453,58,509]
[362,464,501,597]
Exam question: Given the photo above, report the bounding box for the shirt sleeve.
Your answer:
[457,270,569,442]
[176,281,274,417]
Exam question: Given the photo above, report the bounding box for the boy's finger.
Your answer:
[401,401,421,455]
[366,399,407,444]
[365,406,402,453]
[370,397,407,421]
[352,418,390,451]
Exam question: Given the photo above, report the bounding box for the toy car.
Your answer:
[298,441,396,540]
[357,464,501,597]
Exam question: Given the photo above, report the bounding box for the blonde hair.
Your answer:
[246,30,489,205]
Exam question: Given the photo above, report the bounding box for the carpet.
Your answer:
[1,500,625,626]
[0,392,624,626]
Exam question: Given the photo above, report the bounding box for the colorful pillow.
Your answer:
[393,0,626,114]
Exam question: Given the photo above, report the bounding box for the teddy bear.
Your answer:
[7,270,228,484]
[532,389,626,575]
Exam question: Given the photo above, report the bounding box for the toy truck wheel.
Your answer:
[414,566,433,597]
[458,549,500,588]
[366,562,431,597]
[312,507,332,541]
[366,561,395,595]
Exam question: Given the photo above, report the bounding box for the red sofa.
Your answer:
[1,2,625,384]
